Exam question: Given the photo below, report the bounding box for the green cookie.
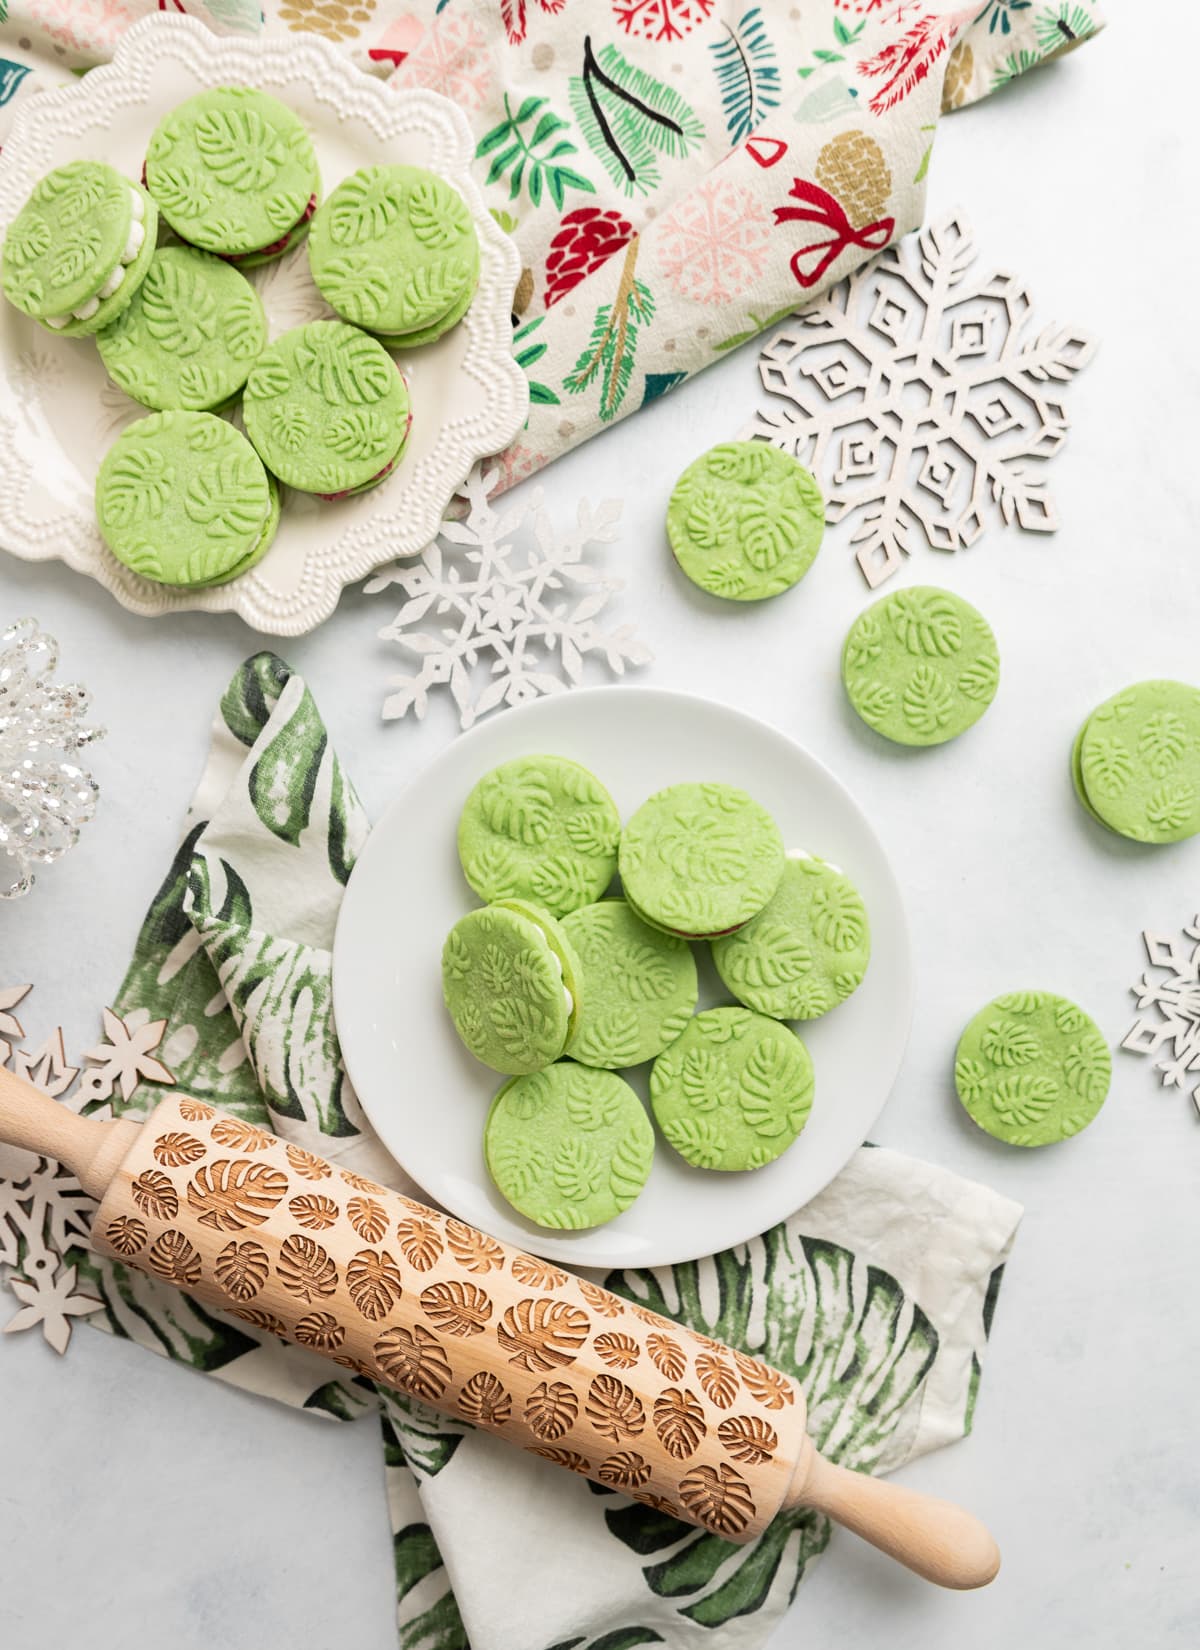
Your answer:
[618,782,784,939]
[485,1063,654,1229]
[842,586,1000,746]
[954,991,1111,1147]
[145,87,320,264]
[1070,717,1108,828]
[442,901,580,1076]
[666,441,824,602]
[458,756,621,917]
[308,165,480,345]
[561,900,697,1069]
[96,247,267,412]
[95,411,279,588]
[242,320,412,497]
[1075,680,1200,844]
[2,162,158,337]
[650,1008,814,1172]
[712,853,869,1021]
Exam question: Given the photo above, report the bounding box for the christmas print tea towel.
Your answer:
[0,1,1104,486]
[74,653,1022,1650]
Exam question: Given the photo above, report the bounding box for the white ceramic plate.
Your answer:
[0,14,527,635]
[333,687,913,1269]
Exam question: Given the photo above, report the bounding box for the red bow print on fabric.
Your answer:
[773,178,895,289]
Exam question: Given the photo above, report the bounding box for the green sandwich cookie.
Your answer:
[650,1008,814,1172]
[561,899,698,1069]
[842,586,1000,746]
[95,411,279,588]
[954,991,1111,1147]
[442,901,580,1076]
[96,246,267,412]
[457,755,621,917]
[2,161,157,337]
[618,782,784,939]
[145,87,320,266]
[485,1063,654,1229]
[712,853,869,1021]
[242,320,412,498]
[1073,680,1200,843]
[666,441,824,602]
[308,165,480,347]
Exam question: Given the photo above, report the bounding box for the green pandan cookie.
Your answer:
[457,755,621,917]
[96,246,267,412]
[650,1008,814,1172]
[145,87,320,264]
[667,441,824,602]
[485,1062,654,1229]
[242,320,412,497]
[561,899,697,1069]
[712,853,869,1020]
[442,901,580,1076]
[618,782,784,939]
[842,586,1000,747]
[308,165,480,346]
[1075,680,1200,844]
[954,991,1111,1147]
[95,411,279,588]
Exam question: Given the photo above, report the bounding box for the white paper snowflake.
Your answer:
[0,619,104,899]
[366,466,652,728]
[0,990,174,1352]
[1122,920,1200,1120]
[744,208,1096,588]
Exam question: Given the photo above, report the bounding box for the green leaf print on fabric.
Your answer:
[514,313,561,407]
[546,1630,666,1650]
[379,1387,469,1480]
[709,8,781,145]
[391,1522,468,1650]
[248,678,328,847]
[220,650,291,748]
[476,93,596,210]
[564,238,654,422]
[568,38,704,199]
[328,750,363,888]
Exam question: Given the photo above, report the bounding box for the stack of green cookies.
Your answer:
[1071,679,1200,844]
[440,755,873,1232]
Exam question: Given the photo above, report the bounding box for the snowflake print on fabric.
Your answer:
[658,176,769,306]
[393,14,494,113]
[366,466,650,727]
[745,209,1095,587]
[613,0,715,42]
[1123,919,1200,1119]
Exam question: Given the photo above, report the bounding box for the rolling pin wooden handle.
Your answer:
[0,1064,140,1199]
[787,1441,1000,1590]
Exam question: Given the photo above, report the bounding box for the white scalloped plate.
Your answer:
[333,688,914,1269]
[0,15,527,635]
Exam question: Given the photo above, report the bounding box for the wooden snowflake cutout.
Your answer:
[744,208,1096,587]
[1122,920,1200,1120]
[0,990,174,1352]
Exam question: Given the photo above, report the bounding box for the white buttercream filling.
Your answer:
[46,189,145,326]
[546,947,574,1016]
[786,847,844,874]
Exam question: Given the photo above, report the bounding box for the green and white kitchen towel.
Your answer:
[74,654,1021,1650]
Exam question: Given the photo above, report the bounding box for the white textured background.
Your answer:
[2,16,1198,1648]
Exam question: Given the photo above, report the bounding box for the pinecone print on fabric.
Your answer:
[278,0,377,42]
[544,208,634,308]
[814,131,892,229]
[942,41,974,112]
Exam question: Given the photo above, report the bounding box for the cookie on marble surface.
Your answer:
[954,991,1111,1147]
[1075,680,1200,844]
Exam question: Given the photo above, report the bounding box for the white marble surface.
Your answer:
[2,17,1199,1648]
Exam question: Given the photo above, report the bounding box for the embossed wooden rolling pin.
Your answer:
[0,1070,999,1588]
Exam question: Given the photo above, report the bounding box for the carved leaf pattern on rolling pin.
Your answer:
[586,1373,647,1442]
[497,1297,590,1372]
[131,1169,178,1222]
[419,1279,493,1337]
[457,1371,512,1425]
[598,1451,652,1490]
[176,1098,215,1123]
[288,1193,340,1231]
[346,1248,404,1321]
[445,1218,505,1274]
[733,1350,795,1410]
[396,1218,444,1272]
[510,1253,568,1290]
[293,1311,346,1351]
[694,1351,739,1409]
[186,1158,288,1231]
[716,1413,779,1465]
[276,1233,339,1302]
[652,1386,707,1459]
[646,1331,686,1381]
[594,1331,640,1369]
[346,1196,388,1243]
[678,1461,756,1538]
[523,1379,578,1440]
[577,1278,625,1318]
[104,1215,147,1256]
[152,1132,206,1168]
[213,1237,270,1303]
[146,1229,202,1287]
[531,1446,592,1474]
[373,1323,453,1401]
[210,1118,273,1151]
[285,1144,332,1180]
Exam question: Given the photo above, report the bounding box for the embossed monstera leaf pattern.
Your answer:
[1076,681,1200,843]
[195,107,287,190]
[955,991,1111,1146]
[101,446,175,527]
[141,261,219,356]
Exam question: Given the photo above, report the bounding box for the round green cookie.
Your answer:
[650,1008,814,1172]
[954,991,1111,1147]
[1075,680,1200,844]
[2,162,158,337]
[442,901,580,1076]
[1070,717,1108,828]
[561,899,697,1069]
[95,411,279,588]
[842,586,1000,747]
[666,441,824,602]
[145,87,320,264]
[96,246,267,412]
[618,782,784,940]
[308,165,480,345]
[242,320,412,497]
[712,853,869,1020]
[485,1063,653,1229]
[458,756,621,918]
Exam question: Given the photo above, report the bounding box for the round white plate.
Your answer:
[0,14,527,635]
[333,687,913,1269]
